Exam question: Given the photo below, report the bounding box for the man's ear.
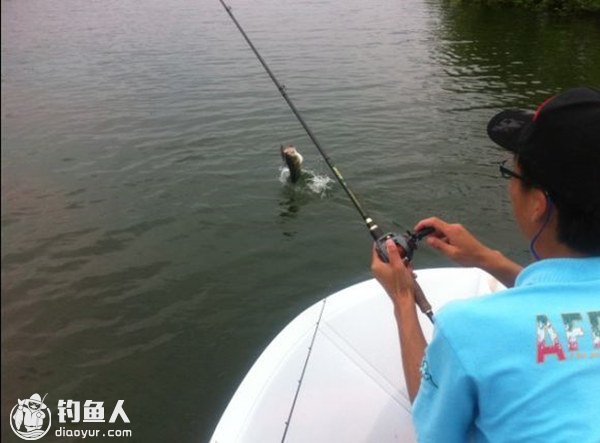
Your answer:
[530,188,551,223]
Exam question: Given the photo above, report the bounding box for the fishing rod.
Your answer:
[219,0,434,322]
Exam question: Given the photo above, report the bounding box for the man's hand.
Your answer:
[415,217,523,288]
[371,239,416,307]
[415,217,492,267]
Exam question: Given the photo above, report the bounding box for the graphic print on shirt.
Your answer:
[589,311,600,349]
[536,311,600,363]
[562,313,584,351]
[536,315,566,363]
[420,359,438,389]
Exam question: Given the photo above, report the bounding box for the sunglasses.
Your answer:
[499,160,525,181]
[499,160,554,200]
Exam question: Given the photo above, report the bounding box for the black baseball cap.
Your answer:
[487,86,600,213]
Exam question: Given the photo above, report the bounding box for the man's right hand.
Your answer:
[414,217,493,268]
[415,217,523,288]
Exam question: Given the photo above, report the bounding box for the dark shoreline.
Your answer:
[454,0,600,13]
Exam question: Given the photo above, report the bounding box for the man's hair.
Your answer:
[519,160,600,255]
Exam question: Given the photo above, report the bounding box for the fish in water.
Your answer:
[280,144,304,183]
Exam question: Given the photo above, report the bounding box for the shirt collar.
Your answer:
[516,257,600,287]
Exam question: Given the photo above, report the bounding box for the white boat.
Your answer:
[211,267,505,443]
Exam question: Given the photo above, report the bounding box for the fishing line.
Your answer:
[218,1,435,320]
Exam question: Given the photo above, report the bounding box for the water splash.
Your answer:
[306,172,334,195]
[278,167,334,198]
[278,167,292,184]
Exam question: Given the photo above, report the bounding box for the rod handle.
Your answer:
[413,280,434,323]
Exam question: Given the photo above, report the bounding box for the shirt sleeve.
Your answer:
[412,324,477,443]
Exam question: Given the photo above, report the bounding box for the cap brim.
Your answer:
[487,109,535,152]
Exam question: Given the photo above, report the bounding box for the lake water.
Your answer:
[2,0,599,441]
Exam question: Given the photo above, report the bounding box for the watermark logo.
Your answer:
[9,394,132,440]
[9,393,52,441]
[57,399,129,424]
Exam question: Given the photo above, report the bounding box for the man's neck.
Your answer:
[534,231,587,259]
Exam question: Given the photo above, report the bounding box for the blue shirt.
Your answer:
[412,258,600,443]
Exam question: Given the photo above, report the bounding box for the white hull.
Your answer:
[211,267,504,442]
